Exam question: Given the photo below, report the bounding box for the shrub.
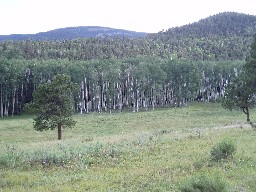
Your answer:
[0,145,23,168]
[193,158,206,170]
[180,173,227,192]
[210,139,236,162]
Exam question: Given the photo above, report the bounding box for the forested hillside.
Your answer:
[0,12,255,61]
[0,12,255,117]
[0,26,147,41]
[165,12,256,37]
[0,12,256,61]
[151,12,256,61]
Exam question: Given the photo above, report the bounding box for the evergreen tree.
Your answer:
[244,34,256,93]
[222,73,255,122]
[223,34,256,121]
[29,74,77,140]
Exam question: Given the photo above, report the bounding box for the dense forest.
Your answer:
[0,26,147,41]
[0,12,255,117]
[1,12,255,61]
[0,57,243,117]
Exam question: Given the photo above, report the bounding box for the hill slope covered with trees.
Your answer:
[0,26,147,41]
[0,12,256,61]
[0,12,255,117]
[151,12,256,61]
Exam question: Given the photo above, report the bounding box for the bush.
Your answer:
[210,139,236,162]
[180,173,227,192]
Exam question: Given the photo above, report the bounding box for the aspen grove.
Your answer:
[0,57,243,117]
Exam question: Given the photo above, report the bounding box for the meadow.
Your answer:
[0,102,256,191]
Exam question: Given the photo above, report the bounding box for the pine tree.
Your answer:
[29,74,77,140]
[222,34,256,121]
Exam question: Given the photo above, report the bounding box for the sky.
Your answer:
[0,0,255,35]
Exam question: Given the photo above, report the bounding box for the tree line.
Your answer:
[0,57,243,117]
[0,35,252,62]
[1,13,255,63]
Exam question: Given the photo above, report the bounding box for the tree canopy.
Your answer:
[0,12,255,118]
[222,34,256,121]
[29,74,77,140]
[0,57,243,117]
[0,13,255,62]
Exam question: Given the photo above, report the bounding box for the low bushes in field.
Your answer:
[0,142,121,169]
[0,132,162,170]
[180,173,227,192]
[193,139,237,170]
[210,139,236,162]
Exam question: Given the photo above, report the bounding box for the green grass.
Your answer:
[0,102,256,191]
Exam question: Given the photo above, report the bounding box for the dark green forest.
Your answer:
[0,12,255,117]
[0,26,147,41]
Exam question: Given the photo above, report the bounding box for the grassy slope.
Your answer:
[0,102,256,191]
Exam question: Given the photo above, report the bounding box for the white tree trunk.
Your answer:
[0,83,3,118]
[85,78,89,113]
[12,87,16,117]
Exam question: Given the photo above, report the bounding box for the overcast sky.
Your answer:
[0,0,255,35]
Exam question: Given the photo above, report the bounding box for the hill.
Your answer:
[150,12,256,60]
[0,26,148,41]
[0,12,256,61]
[164,12,256,37]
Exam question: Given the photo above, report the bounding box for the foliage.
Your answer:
[210,139,236,162]
[0,13,255,61]
[29,74,77,140]
[244,33,256,94]
[222,73,255,122]
[180,173,227,192]
[223,33,256,121]
[1,13,254,118]
[0,26,147,41]
[0,58,243,117]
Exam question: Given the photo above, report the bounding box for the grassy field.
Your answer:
[0,102,256,191]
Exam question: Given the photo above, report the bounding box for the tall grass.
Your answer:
[0,102,256,191]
